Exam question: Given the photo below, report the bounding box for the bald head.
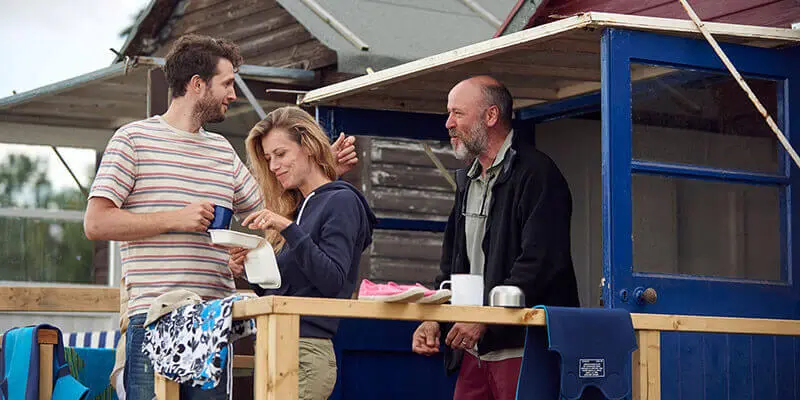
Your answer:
[446,76,513,161]
[450,76,513,127]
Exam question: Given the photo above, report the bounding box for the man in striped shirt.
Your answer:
[84,34,356,399]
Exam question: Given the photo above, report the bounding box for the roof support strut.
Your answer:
[678,0,800,169]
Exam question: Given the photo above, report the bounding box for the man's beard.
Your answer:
[449,122,488,161]
[195,92,226,124]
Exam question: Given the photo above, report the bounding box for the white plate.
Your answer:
[208,229,263,249]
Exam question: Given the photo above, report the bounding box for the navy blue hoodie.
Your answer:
[253,180,376,338]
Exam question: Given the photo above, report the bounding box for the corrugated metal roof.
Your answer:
[274,0,517,73]
[119,0,518,75]
[0,56,314,132]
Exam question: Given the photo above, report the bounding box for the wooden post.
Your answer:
[38,345,54,400]
[268,314,300,399]
[632,331,646,400]
[37,329,58,400]
[254,315,270,400]
[632,330,661,400]
[155,374,180,400]
[147,67,169,118]
[254,314,300,399]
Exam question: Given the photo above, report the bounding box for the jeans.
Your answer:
[124,313,228,400]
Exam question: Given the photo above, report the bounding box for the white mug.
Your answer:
[439,274,484,306]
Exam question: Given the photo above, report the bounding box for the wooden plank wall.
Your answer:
[349,137,463,287]
[149,0,337,71]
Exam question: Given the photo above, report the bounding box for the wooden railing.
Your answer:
[0,286,120,313]
[4,287,799,400]
[160,295,800,400]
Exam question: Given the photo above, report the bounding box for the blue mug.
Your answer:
[209,205,233,230]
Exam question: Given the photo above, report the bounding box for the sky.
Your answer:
[0,0,150,192]
[0,0,150,96]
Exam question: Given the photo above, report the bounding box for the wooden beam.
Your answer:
[587,11,800,44]
[527,36,602,54]
[630,313,800,336]
[0,286,258,314]
[495,50,600,70]
[329,95,447,115]
[451,62,601,81]
[0,286,119,313]
[232,296,800,336]
[233,295,548,325]
[234,294,274,319]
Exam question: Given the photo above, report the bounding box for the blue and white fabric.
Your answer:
[142,295,254,392]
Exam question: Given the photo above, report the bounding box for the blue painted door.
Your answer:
[601,28,800,398]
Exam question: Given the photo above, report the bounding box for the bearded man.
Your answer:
[411,76,580,400]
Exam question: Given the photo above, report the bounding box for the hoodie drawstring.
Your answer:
[296,192,315,225]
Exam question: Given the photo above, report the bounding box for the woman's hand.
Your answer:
[228,247,248,278]
[242,209,292,232]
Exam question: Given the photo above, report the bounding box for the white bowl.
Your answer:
[208,229,263,249]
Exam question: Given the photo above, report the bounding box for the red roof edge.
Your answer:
[494,0,527,37]
[523,0,554,30]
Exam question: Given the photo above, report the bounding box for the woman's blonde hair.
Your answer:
[245,106,338,251]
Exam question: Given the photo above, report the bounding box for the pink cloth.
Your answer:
[357,279,424,302]
[389,282,451,304]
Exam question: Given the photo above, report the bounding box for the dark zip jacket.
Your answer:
[254,180,376,339]
[436,136,580,373]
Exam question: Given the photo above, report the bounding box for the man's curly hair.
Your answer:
[164,34,243,98]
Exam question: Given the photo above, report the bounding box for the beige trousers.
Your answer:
[299,337,337,400]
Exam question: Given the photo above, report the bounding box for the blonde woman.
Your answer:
[229,106,375,400]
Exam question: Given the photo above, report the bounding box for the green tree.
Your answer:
[0,153,94,283]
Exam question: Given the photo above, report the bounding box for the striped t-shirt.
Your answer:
[89,116,262,316]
